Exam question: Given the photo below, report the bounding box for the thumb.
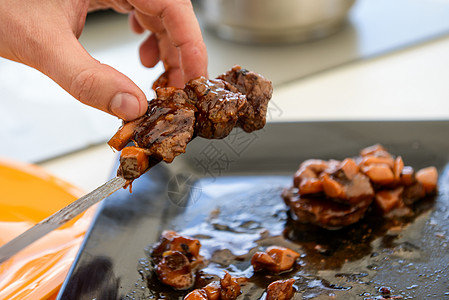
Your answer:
[40,34,148,121]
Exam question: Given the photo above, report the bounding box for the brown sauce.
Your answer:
[126,173,446,299]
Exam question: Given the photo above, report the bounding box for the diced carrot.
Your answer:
[251,252,277,272]
[299,178,323,195]
[340,158,360,180]
[293,167,316,187]
[361,164,395,185]
[299,159,329,174]
[400,166,415,186]
[322,174,345,198]
[416,166,438,193]
[393,156,404,180]
[375,187,404,213]
[252,246,299,274]
[360,155,395,168]
[360,144,387,156]
[266,246,300,273]
[108,119,140,151]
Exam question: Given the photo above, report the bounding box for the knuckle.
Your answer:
[70,67,100,107]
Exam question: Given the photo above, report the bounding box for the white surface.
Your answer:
[270,36,449,122]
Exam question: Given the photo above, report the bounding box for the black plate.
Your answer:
[58,121,449,300]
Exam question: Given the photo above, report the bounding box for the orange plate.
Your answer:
[0,157,96,300]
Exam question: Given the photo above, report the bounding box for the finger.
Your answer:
[112,0,133,13]
[128,10,145,34]
[40,34,147,120]
[89,0,133,13]
[133,9,164,34]
[139,33,160,68]
[133,11,183,86]
[128,0,208,81]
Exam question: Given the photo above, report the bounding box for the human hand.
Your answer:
[0,0,208,120]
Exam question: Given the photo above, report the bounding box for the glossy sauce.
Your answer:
[130,175,445,299]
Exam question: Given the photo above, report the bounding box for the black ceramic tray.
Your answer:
[58,121,449,300]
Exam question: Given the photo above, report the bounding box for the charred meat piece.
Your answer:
[184,77,247,139]
[151,231,203,290]
[218,65,273,133]
[284,144,438,229]
[266,279,296,300]
[133,91,196,163]
[251,246,300,274]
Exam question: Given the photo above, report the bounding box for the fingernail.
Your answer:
[110,93,140,120]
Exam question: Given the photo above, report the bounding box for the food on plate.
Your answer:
[108,66,273,183]
[265,278,296,300]
[251,246,300,273]
[183,272,241,300]
[150,231,203,290]
[283,144,438,229]
[151,231,244,298]
[218,272,242,300]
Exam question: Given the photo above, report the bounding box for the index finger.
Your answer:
[128,0,208,82]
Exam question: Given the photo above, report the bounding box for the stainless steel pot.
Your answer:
[196,0,356,44]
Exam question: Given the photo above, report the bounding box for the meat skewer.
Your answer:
[108,66,273,184]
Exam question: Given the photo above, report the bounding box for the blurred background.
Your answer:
[1,0,449,190]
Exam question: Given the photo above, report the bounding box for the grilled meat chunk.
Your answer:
[218,65,273,132]
[184,77,247,139]
[133,89,196,163]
